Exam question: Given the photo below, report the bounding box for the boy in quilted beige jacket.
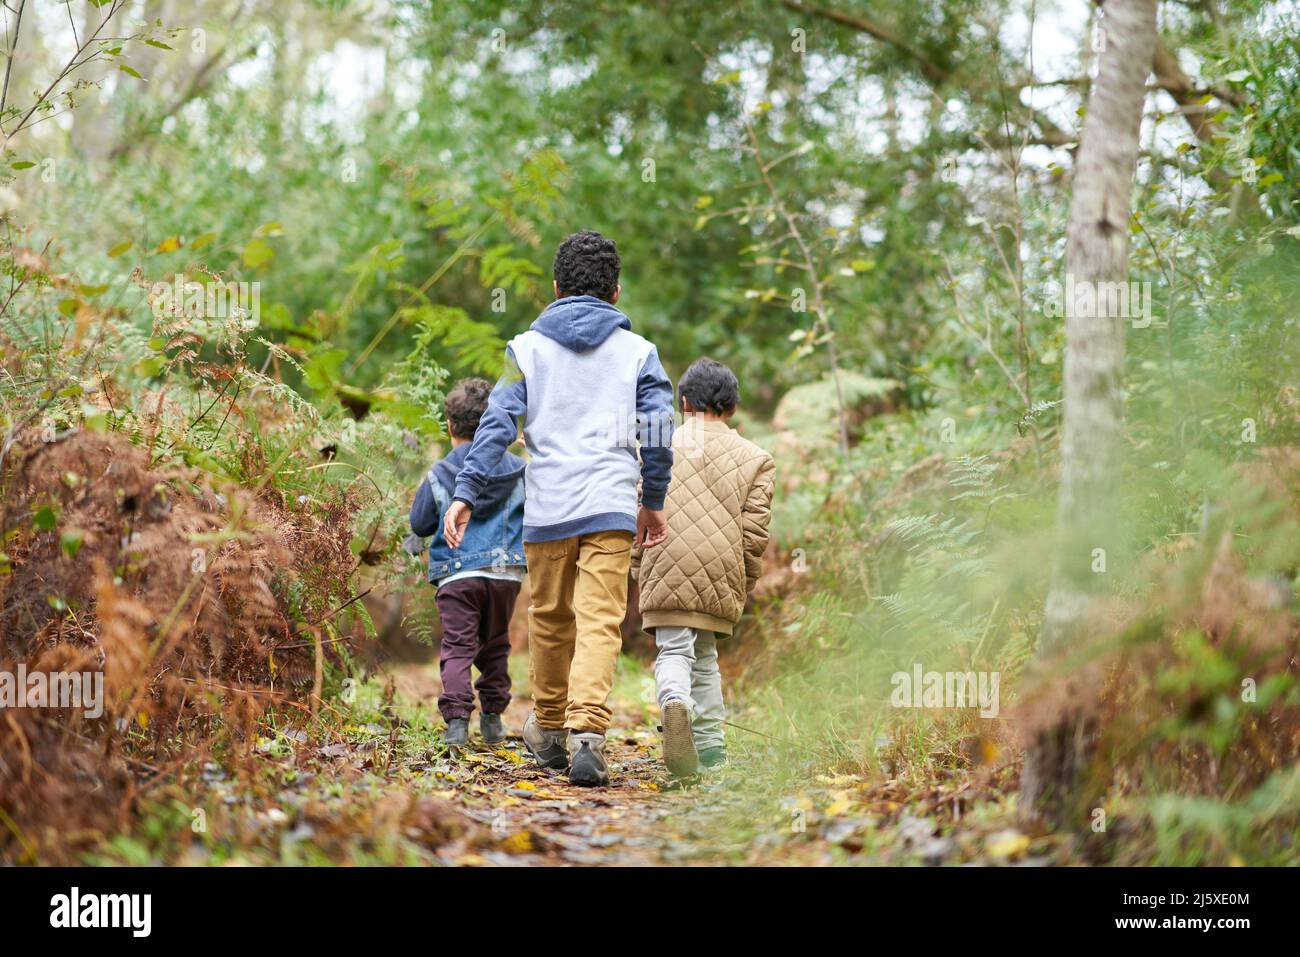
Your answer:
[632,358,775,776]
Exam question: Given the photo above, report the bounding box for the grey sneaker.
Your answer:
[567,731,610,787]
[480,712,506,744]
[661,698,699,777]
[444,717,469,748]
[522,712,568,770]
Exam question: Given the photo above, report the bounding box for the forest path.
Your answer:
[196,645,1035,867]
[375,658,732,866]
[369,658,1029,867]
[147,652,1033,866]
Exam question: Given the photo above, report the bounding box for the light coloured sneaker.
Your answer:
[522,712,568,770]
[567,731,610,787]
[661,698,699,777]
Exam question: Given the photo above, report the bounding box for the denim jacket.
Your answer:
[409,445,526,584]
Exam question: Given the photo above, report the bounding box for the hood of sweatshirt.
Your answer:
[432,443,524,511]
[530,295,631,353]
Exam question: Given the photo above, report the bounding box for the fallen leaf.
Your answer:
[824,795,855,817]
[500,831,534,854]
[986,829,1031,860]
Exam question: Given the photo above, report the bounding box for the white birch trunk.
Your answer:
[1024,0,1158,818]
[1042,0,1158,650]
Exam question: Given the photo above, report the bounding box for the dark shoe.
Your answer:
[661,698,699,777]
[444,717,469,748]
[522,712,568,770]
[698,746,727,769]
[480,712,506,744]
[567,731,610,787]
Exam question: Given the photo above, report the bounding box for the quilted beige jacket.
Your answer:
[632,417,775,636]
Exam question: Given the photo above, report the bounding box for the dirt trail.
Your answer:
[380,660,719,866]
[370,659,1018,867]
[152,655,1029,867]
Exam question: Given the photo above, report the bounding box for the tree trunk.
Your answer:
[1023,0,1157,818]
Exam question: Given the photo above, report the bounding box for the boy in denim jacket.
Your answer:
[410,378,526,746]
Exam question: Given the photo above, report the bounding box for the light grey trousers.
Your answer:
[653,626,725,750]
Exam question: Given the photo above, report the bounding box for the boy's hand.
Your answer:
[636,506,667,548]
[443,501,472,549]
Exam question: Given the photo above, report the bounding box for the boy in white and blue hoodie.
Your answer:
[443,230,674,786]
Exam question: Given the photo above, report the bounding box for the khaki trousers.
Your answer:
[524,530,632,733]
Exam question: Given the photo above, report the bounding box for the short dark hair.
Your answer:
[553,230,620,301]
[444,377,492,439]
[678,358,739,415]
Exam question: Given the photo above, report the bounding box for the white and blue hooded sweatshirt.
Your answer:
[453,295,674,543]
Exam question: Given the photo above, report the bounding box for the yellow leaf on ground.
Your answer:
[986,830,1031,859]
[495,749,523,764]
[500,831,534,854]
[824,793,855,817]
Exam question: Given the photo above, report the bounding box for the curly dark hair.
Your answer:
[553,230,620,301]
[444,377,493,440]
[678,357,739,415]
